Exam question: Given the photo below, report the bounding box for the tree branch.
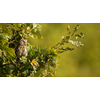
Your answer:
[2,62,16,67]
[8,30,17,45]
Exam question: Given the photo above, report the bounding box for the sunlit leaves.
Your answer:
[57,47,74,53]
[1,23,42,40]
[31,59,39,72]
[3,27,12,35]
[27,46,58,76]
[54,25,84,53]
[75,32,85,39]
[48,47,57,56]
[73,25,80,34]
[69,40,84,47]
[20,56,27,64]
[30,23,42,39]
[0,35,8,45]
[67,25,71,35]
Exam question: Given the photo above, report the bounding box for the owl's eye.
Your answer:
[23,40,26,43]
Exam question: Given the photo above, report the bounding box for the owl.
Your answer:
[15,39,28,61]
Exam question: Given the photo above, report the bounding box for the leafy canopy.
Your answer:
[0,23,84,77]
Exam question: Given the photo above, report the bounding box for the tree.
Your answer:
[0,23,85,77]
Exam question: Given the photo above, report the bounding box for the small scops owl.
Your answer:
[15,39,28,61]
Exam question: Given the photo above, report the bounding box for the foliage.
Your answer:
[0,23,84,77]
[54,25,84,53]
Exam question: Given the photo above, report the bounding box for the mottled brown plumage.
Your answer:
[15,39,28,61]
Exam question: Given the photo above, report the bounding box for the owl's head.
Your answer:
[18,39,27,46]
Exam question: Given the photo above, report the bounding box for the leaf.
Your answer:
[0,35,8,45]
[31,29,42,39]
[3,27,12,35]
[65,35,70,40]
[67,25,70,32]
[73,25,80,32]
[67,26,71,35]
[33,23,42,31]
[57,47,74,53]
[7,23,20,31]
[29,23,42,39]
[30,59,39,72]
[20,56,27,64]
[69,40,84,47]
[75,32,85,39]
[26,45,32,52]
[0,45,15,59]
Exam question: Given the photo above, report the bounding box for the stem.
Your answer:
[8,30,16,45]
[2,62,16,67]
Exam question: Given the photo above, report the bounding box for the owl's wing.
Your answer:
[15,45,22,58]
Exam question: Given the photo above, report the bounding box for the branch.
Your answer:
[10,30,16,41]
[54,25,80,51]
[2,62,16,67]
[8,39,17,45]
[71,25,80,36]
[8,30,17,45]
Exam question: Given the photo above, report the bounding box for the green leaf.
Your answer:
[75,32,85,39]
[65,35,70,40]
[20,56,27,64]
[3,27,12,35]
[26,45,32,52]
[29,23,42,39]
[0,45,15,59]
[0,35,8,45]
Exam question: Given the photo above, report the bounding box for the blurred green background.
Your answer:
[28,23,100,77]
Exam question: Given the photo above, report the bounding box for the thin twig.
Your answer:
[8,30,16,45]
[8,39,17,45]
[2,62,16,67]
[10,30,16,41]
